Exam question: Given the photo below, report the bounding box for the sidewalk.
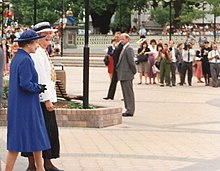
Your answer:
[1,66,220,171]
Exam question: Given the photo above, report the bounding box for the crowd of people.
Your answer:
[104,31,220,108]
[0,24,62,76]
[124,23,220,37]
[108,33,220,88]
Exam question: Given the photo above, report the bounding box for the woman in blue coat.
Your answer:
[5,30,51,171]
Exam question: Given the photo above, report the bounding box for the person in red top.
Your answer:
[105,39,117,80]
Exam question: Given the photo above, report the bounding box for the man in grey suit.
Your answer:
[116,33,136,117]
[169,40,179,86]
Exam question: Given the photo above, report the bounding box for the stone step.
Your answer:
[52,57,106,67]
[62,52,105,57]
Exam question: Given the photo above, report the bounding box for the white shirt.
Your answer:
[149,45,157,57]
[171,47,177,62]
[208,50,220,63]
[31,47,57,102]
[59,17,67,24]
[182,49,196,62]
[139,28,146,36]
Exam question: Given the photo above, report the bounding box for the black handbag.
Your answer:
[103,54,109,66]
[137,54,148,62]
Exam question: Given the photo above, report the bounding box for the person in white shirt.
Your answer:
[138,25,146,38]
[169,40,179,86]
[180,43,196,86]
[21,22,63,171]
[208,43,220,87]
[59,14,67,29]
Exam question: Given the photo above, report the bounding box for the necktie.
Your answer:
[215,50,217,63]
[188,51,190,62]
[45,50,56,82]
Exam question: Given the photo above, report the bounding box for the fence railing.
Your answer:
[76,35,220,48]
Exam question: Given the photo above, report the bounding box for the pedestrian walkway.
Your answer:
[1,67,220,171]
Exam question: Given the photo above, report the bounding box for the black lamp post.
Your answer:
[60,0,64,57]
[1,0,4,37]
[83,0,90,108]
[214,12,216,42]
[202,2,206,30]
[164,0,174,41]
[119,0,122,32]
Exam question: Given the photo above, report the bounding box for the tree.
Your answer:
[11,0,82,26]
[90,0,150,34]
[179,1,204,25]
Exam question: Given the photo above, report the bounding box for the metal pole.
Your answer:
[214,12,216,42]
[169,1,172,41]
[202,2,205,30]
[34,0,37,25]
[60,0,64,57]
[83,0,90,108]
[120,0,122,32]
[2,1,4,37]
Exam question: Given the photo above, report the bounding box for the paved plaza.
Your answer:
[1,66,220,171]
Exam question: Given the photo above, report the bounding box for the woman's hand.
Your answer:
[45,100,54,111]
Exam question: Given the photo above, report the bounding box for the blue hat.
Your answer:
[13,30,45,42]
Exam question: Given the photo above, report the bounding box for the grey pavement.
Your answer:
[1,66,220,171]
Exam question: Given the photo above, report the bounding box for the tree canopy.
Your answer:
[9,0,220,34]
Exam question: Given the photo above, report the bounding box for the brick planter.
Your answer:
[0,107,122,128]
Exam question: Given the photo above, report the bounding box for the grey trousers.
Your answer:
[120,80,135,115]
[171,62,177,85]
[210,63,220,87]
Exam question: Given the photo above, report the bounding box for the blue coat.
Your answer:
[7,49,51,152]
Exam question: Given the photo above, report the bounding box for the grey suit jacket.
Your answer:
[116,44,136,81]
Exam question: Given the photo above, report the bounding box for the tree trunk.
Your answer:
[90,11,114,34]
[173,0,186,28]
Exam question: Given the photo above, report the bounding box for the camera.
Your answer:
[183,43,190,50]
[169,47,172,51]
[135,60,139,65]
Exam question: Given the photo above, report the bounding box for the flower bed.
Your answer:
[0,76,122,128]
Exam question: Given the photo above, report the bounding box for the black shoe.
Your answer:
[45,169,64,171]
[189,84,192,86]
[103,97,113,100]
[179,83,183,86]
[26,168,36,171]
[122,112,133,117]
[45,168,64,171]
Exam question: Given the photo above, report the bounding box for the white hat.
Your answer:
[136,38,147,44]
[33,22,57,33]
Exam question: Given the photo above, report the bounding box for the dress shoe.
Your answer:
[122,112,133,117]
[26,168,36,171]
[45,168,64,171]
[103,97,113,100]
